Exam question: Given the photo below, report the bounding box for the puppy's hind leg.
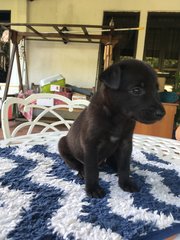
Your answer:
[58,136,84,177]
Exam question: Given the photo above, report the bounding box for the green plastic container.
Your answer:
[40,74,65,93]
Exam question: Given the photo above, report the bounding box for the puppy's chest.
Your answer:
[97,119,132,148]
[108,117,135,140]
[97,127,122,153]
[109,135,120,143]
[97,133,120,161]
[96,115,134,157]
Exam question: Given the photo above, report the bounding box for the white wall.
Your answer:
[27,40,99,88]
[1,0,180,89]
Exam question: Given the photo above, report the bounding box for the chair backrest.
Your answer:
[1,93,90,141]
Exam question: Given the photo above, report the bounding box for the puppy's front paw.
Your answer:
[119,179,139,193]
[86,185,105,198]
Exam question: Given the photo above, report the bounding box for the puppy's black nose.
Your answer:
[154,109,165,119]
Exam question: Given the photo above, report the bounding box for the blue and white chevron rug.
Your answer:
[0,143,179,240]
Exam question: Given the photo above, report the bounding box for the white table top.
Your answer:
[0,132,180,166]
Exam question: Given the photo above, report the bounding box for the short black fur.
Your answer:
[58,59,165,198]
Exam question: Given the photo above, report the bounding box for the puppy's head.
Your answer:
[100,59,165,124]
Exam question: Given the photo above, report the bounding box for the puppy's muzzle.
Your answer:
[139,104,165,124]
[154,108,166,120]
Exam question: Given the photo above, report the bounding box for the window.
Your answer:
[144,12,180,81]
[98,12,140,74]
[104,12,139,61]
[0,10,11,83]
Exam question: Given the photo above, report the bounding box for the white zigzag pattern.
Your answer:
[103,171,174,230]
[0,145,179,239]
[0,157,33,239]
[15,145,122,240]
[132,149,180,177]
[132,149,180,207]
[136,169,180,208]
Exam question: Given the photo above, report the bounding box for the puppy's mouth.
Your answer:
[136,118,160,124]
[134,108,165,124]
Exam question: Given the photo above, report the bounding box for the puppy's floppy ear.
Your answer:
[99,64,121,90]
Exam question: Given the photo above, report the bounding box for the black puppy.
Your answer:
[58,59,165,198]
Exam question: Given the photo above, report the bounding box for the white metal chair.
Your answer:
[1,93,90,145]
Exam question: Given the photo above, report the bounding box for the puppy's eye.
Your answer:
[129,87,144,96]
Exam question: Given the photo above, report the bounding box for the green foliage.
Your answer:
[173,72,180,92]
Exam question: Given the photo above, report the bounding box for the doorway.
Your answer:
[0,10,11,83]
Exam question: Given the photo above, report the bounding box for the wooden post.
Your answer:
[103,18,116,70]
[103,43,113,70]
[2,43,16,102]
[15,43,24,92]
[2,30,23,102]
